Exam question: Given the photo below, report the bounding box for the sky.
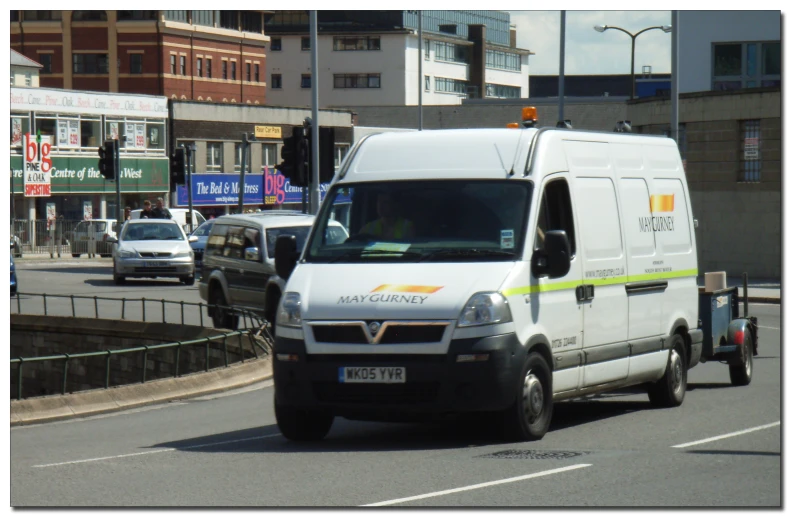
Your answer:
[508,11,672,76]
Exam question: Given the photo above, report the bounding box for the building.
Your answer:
[10,10,269,104]
[11,86,170,225]
[170,101,354,217]
[10,48,43,87]
[528,73,671,99]
[264,10,532,107]
[677,11,780,93]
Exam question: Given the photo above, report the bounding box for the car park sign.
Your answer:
[24,133,53,197]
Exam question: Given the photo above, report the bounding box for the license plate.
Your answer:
[339,366,405,384]
[144,261,166,267]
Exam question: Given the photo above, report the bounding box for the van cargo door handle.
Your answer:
[576,284,595,302]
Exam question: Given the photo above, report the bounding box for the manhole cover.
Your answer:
[477,450,587,460]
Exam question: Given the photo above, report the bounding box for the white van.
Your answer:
[130,208,206,235]
[271,127,703,442]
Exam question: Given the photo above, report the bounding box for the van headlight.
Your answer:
[457,292,512,327]
[276,292,302,328]
[117,250,136,258]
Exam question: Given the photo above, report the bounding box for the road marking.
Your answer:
[672,422,781,449]
[759,325,780,330]
[361,464,591,507]
[32,433,281,468]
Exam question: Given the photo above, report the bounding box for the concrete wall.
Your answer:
[11,66,40,87]
[11,315,261,399]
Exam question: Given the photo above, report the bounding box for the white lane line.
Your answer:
[32,432,281,468]
[362,463,592,507]
[759,325,780,330]
[672,422,781,449]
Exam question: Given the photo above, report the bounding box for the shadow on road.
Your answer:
[684,450,780,457]
[84,279,187,288]
[687,382,736,391]
[18,267,111,275]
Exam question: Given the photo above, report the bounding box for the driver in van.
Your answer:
[360,192,415,240]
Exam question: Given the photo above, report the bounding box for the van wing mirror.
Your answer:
[532,230,571,278]
[275,234,298,280]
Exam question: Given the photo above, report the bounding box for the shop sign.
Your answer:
[175,174,265,206]
[255,126,282,139]
[24,133,53,197]
[83,202,93,220]
[10,87,168,118]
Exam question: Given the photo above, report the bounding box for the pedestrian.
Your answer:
[140,200,154,218]
[152,197,173,220]
[124,206,132,221]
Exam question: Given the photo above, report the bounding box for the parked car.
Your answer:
[199,212,348,331]
[10,235,22,258]
[70,219,117,258]
[108,219,198,285]
[189,219,215,273]
[10,251,18,295]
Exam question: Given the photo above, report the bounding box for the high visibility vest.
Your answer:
[371,218,410,239]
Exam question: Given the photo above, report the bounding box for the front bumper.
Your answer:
[115,257,194,278]
[273,332,525,420]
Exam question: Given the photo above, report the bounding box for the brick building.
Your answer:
[10,10,269,104]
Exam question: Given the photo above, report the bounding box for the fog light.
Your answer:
[276,353,299,362]
[457,354,489,363]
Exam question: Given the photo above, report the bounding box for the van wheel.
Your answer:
[729,331,753,386]
[501,352,553,441]
[648,334,687,407]
[275,398,334,441]
[181,275,195,286]
[210,288,238,330]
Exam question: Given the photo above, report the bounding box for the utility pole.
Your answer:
[237,133,255,214]
[115,136,122,227]
[670,10,679,144]
[186,143,196,233]
[558,11,566,123]
[418,11,423,131]
[309,10,320,215]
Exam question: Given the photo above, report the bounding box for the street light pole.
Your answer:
[594,24,672,100]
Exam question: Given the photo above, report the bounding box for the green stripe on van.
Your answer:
[501,269,698,297]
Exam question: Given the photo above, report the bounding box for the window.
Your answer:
[72,11,108,21]
[485,83,521,99]
[191,10,213,27]
[333,73,381,89]
[40,54,52,74]
[272,74,282,89]
[740,120,761,182]
[170,55,176,75]
[424,39,430,60]
[219,10,239,30]
[10,115,30,147]
[301,37,311,51]
[222,61,228,80]
[334,144,350,169]
[231,61,237,80]
[246,63,251,82]
[241,11,262,33]
[486,49,521,71]
[180,55,186,75]
[206,58,212,78]
[118,11,158,21]
[11,11,18,22]
[80,118,101,148]
[105,118,166,152]
[267,226,312,259]
[23,10,61,21]
[535,179,576,258]
[434,41,469,64]
[206,142,223,172]
[73,54,109,74]
[130,54,143,74]
[713,41,781,91]
[24,73,31,87]
[234,142,250,172]
[425,75,430,91]
[301,74,311,89]
[435,77,468,96]
[261,143,277,172]
[254,64,260,82]
[205,223,229,258]
[332,36,380,51]
[164,10,188,22]
[196,58,202,77]
[271,38,282,51]
[146,121,165,150]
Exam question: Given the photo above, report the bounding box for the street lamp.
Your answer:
[594,24,672,100]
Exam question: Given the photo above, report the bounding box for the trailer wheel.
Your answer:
[729,332,753,386]
[648,334,687,408]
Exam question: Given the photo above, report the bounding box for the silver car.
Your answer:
[109,219,197,285]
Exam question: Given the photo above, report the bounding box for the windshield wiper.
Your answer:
[417,249,517,262]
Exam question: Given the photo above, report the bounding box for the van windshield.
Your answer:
[305,180,532,263]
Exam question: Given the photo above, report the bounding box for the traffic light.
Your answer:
[171,147,186,185]
[276,126,309,187]
[318,127,336,183]
[98,140,118,180]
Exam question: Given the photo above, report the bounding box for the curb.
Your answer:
[746,297,780,305]
[10,355,272,427]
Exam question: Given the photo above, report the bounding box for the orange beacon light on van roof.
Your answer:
[522,106,537,123]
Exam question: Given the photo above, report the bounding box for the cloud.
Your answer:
[509,11,671,75]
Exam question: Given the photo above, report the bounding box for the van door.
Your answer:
[565,141,629,387]
[532,175,583,395]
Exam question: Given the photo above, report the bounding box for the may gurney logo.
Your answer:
[640,194,676,233]
[649,194,674,213]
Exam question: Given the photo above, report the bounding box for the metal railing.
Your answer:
[10,329,268,400]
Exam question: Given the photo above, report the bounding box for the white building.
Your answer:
[10,48,42,88]
[264,11,532,108]
[677,11,780,93]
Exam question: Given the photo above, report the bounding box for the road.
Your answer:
[10,262,782,506]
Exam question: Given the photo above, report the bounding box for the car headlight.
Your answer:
[117,250,136,258]
[276,292,302,328]
[457,292,512,328]
[173,251,194,259]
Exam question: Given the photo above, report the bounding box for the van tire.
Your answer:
[275,399,334,441]
[210,287,238,330]
[501,352,553,441]
[648,334,687,407]
[729,332,753,386]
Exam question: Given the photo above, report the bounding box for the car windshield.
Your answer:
[306,180,532,263]
[123,223,184,241]
[191,221,214,237]
[75,221,106,232]
[265,226,312,258]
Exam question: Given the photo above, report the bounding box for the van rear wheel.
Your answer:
[648,334,687,407]
[501,352,553,441]
[275,398,334,441]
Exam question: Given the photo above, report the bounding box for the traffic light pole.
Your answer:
[115,139,121,228]
[186,144,195,233]
[309,10,321,215]
[237,133,248,214]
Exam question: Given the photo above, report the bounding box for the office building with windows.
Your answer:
[264,11,532,107]
[10,10,269,104]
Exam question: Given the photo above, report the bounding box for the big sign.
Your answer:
[24,133,53,197]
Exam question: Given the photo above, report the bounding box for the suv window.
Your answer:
[205,223,230,257]
[265,226,312,259]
